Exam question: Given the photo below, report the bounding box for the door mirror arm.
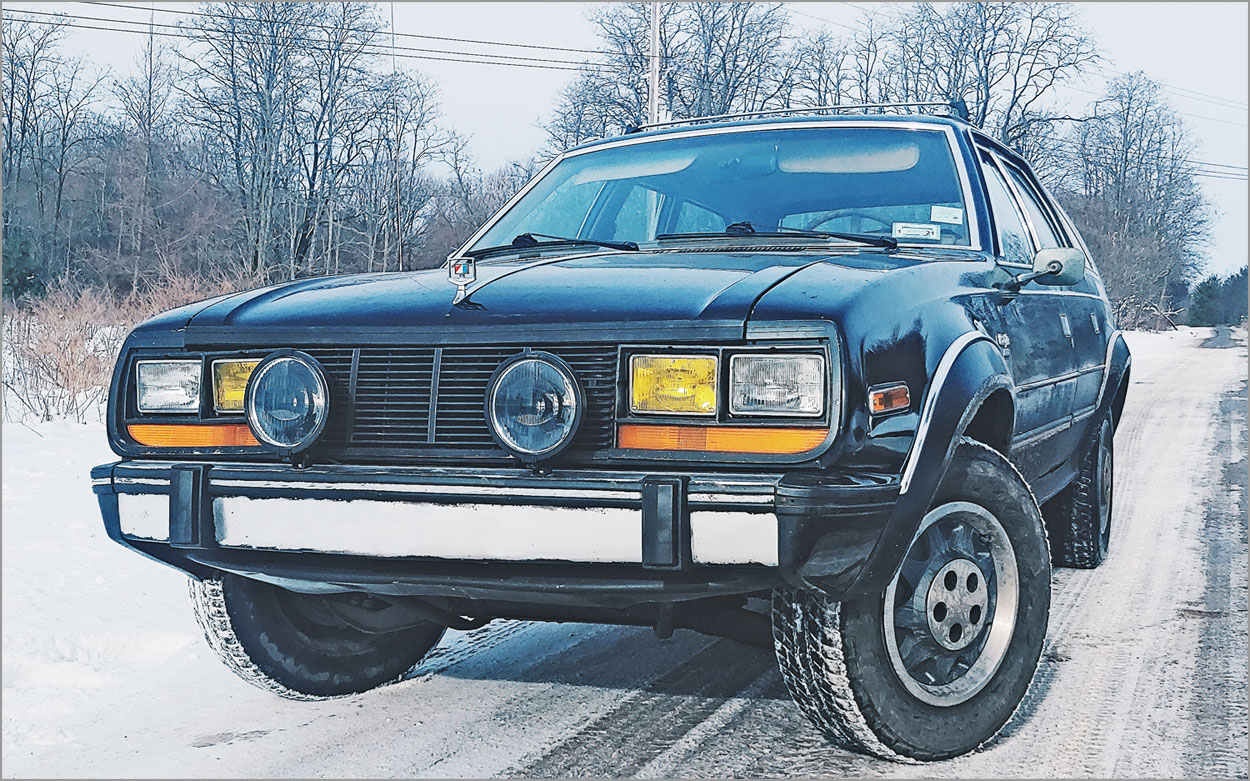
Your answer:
[997,248,1086,298]
[1002,260,1064,293]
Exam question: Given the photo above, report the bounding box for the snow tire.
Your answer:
[772,439,1051,761]
[189,574,445,700]
[1044,414,1114,568]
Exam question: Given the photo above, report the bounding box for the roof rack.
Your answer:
[626,99,970,134]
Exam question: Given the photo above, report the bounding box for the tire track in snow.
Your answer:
[1180,380,1248,777]
[506,637,778,778]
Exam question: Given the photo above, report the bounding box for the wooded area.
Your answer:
[1,2,1240,331]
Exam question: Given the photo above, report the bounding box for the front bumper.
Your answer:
[92,460,899,605]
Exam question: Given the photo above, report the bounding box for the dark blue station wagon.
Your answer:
[93,107,1130,761]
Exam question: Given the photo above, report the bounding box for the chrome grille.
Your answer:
[305,345,617,457]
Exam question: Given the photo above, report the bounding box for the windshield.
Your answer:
[468,126,972,254]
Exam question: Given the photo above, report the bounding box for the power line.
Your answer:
[1052,135,1248,172]
[11,7,619,70]
[1053,144,1247,175]
[1063,84,1247,129]
[787,7,862,33]
[83,0,617,57]
[6,10,620,73]
[1044,148,1247,181]
[1090,64,1247,110]
[15,5,1247,130]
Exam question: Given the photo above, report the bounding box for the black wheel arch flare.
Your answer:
[802,333,1014,599]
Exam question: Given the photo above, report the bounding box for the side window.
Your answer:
[593,184,661,243]
[1004,164,1064,249]
[978,154,1033,266]
[673,200,726,234]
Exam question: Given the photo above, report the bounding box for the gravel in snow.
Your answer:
[2,326,1245,777]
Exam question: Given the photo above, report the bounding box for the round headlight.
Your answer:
[245,351,330,453]
[487,353,583,460]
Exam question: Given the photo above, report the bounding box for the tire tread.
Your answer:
[188,577,430,701]
[1044,419,1109,568]
[771,438,1048,762]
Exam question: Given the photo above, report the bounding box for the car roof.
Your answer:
[569,113,970,153]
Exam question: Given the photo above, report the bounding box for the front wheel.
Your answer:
[189,574,446,700]
[772,440,1051,761]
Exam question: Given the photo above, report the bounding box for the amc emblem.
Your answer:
[448,257,476,287]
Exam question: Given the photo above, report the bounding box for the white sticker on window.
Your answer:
[930,205,964,225]
[891,222,941,240]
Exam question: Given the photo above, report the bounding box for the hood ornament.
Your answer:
[447,255,477,305]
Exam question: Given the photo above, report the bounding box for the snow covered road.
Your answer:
[3,327,1245,778]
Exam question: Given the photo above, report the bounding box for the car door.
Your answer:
[998,158,1110,450]
[976,148,1078,488]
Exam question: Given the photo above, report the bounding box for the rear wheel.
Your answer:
[772,440,1051,761]
[189,574,445,700]
[1045,414,1114,568]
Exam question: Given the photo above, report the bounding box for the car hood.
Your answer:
[180,250,914,333]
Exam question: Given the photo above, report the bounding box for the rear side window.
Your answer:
[608,185,662,242]
[674,200,726,233]
[1004,164,1065,249]
[979,155,1033,266]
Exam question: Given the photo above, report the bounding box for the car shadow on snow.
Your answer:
[427,620,792,700]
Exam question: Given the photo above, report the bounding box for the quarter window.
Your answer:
[674,200,727,233]
[979,154,1033,266]
[609,185,662,242]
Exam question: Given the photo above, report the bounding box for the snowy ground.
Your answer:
[2,327,1245,778]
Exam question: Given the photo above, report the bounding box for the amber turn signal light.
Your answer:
[128,423,259,448]
[618,424,827,454]
[869,383,911,415]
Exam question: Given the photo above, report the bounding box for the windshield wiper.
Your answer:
[657,220,898,250]
[464,232,639,258]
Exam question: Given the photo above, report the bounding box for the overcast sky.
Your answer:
[6,1,1247,275]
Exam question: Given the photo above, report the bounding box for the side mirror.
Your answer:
[1006,248,1086,291]
[1030,248,1086,286]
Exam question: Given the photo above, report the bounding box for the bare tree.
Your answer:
[1054,73,1210,329]
[2,19,67,190]
[671,2,792,117]
[287,2,382,276]
[790,30,854,108]
[114,28,177,287]
[176,1,311,278]
[878,3,1098,144]
[543,2,794,152]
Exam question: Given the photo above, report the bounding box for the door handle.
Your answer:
[1058,313,1072,339]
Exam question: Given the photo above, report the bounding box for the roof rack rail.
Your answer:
[626,99,970,133]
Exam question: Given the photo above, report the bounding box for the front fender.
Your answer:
[798,332,1013,597]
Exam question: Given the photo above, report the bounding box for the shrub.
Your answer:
[2,269,260,423]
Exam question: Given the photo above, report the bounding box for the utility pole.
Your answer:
[391,1,403,271]
[647,1,660,125]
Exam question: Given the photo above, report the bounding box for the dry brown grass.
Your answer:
[3,269,261,423]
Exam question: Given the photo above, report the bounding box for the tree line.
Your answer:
[1,2,1227,330]
[1187,267,1248,327]
[2,2,527,300]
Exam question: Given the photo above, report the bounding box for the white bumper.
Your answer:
[112,466,780,566]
